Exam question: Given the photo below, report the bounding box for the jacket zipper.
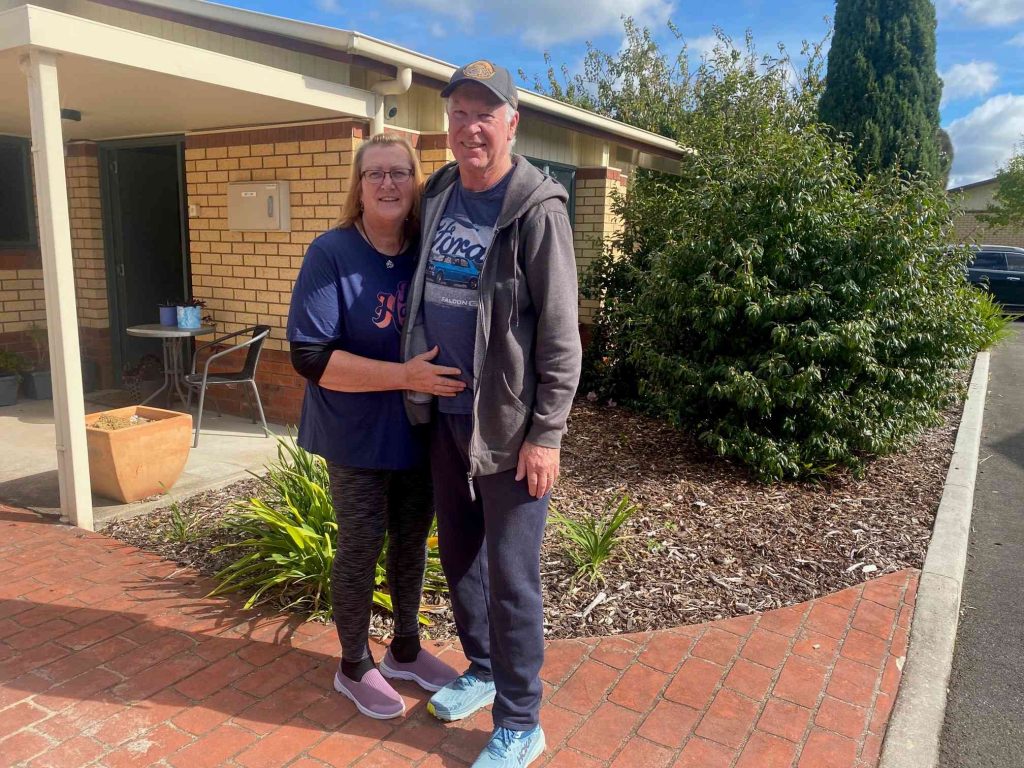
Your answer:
[466,222,505,493]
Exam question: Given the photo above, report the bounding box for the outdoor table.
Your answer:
[125,323,215,408]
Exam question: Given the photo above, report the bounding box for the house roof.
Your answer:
[948,177,997,194]
[108,0,688,162]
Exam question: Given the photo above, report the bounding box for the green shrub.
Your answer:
[550,495,636,582]
[971,290,1018,350]
[164,498,199,543]
[585,41,992,482]
[0,350,28,377]
[211,435,446,623]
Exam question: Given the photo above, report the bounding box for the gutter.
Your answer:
[109,0,688,162]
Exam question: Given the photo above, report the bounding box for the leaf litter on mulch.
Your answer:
[105,386,964,642]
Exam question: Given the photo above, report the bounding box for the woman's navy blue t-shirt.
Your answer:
[286,226,424,470]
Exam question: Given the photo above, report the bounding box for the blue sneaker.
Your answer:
[472,726,545,767]
[426,672,496,721]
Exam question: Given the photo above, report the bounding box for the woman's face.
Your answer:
[359,144,416,225]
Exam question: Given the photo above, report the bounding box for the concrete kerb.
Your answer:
[879,351,990,768]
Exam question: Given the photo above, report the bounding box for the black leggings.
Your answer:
[327,462,434,663]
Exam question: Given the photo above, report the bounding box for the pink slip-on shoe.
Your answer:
[379,647,460,692]
[333,665,406,719]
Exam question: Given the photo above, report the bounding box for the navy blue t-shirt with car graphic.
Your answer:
[423,171,512,415]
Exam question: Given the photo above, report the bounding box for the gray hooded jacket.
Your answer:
[401,156,582,478]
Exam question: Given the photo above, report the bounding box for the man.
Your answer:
[401,60,582,767]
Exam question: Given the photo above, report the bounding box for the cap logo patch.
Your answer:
[464,60,496,80]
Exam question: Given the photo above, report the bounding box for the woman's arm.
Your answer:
[291,342,466,396]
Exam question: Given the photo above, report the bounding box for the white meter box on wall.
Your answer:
[227,181,291,231]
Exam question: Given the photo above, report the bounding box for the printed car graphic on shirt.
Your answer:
[426,252,480,289]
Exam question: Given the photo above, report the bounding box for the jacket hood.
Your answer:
[423,155,569,229]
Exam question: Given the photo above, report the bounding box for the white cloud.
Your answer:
[946,0,1024,25]
[390,0,674,48]
[429,21,446,38]
[947,93,1024,187]
[1009,31,1024,45]
[940,61,998,105]
[314,0,342,13]
[685,35,721,60]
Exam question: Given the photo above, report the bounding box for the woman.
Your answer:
[287,134,465,720]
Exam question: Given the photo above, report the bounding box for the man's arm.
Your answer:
[516,202,583,497]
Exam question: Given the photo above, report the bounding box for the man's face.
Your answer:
[447,83,518,177]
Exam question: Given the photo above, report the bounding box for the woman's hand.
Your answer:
[403,346,467,397]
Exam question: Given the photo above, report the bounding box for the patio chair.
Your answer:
[184,325,271,448]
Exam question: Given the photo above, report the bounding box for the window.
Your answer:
[0,137,36,247]
[525,157,576,223]
[1005,253,1024,272]
[971,251,1006,270]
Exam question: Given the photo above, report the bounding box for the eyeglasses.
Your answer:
[361,168,414,184]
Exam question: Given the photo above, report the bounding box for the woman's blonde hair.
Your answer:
[337,133,424,243]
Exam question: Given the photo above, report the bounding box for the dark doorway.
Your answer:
[99,139,189,384]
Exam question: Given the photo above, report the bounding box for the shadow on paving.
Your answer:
[0,592,485,767]
[0,504,918,767]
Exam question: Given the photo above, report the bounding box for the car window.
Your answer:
[1006,253,1024,271]
[971,251,1007,270]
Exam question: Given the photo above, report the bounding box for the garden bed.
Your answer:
[105,391,962,641]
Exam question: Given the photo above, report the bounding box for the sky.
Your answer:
[213,0,1024,189]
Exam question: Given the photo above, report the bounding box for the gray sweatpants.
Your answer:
[327,462,434,663]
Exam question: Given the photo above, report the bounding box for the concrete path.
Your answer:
[0,504,914,768]
[0,399,286,526]
[940,328,1024,767]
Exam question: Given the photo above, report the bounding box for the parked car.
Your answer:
[965,245,1024,311]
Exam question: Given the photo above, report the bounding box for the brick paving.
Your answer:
[0,504,916,767]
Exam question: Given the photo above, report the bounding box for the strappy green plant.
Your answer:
[210,434,446,624]
[551,494,637,583]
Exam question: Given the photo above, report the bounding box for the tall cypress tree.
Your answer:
[819,0,943,181]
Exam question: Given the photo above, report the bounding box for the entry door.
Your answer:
[102,142,188,379]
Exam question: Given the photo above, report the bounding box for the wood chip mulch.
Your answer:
[105,387,964,642]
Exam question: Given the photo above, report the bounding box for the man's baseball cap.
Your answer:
[441,59,519,109]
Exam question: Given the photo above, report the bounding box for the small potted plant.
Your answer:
[158,299,179,327]
[23,323,52,400]
[0,350,28,407]
[176,298,205,329]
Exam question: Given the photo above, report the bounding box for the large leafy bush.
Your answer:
[586,41,994,481]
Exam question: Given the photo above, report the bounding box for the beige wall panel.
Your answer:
[517,119,574,165]
[953,182,997,212]
[55,0,352,85]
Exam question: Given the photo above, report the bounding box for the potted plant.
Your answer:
[159,299,179,327]
[0,350,28,407]
[23,323,52,400]
[176,298,205,329]
[85,405,192,502]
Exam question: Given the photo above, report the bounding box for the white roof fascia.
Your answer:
[0,5,31,50]
[122,0,687,160]
[947,177,996,194]
[14,4,376,119]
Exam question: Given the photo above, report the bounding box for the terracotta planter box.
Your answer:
[85,406,192,503]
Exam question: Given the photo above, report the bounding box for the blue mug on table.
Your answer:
[177,305,201,329]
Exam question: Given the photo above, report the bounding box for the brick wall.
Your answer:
[573,167,627,324]
[66,143,114,388]
[184,119,368,425]
[952,211,1024,248]
[0,145,113,385]
[415,132,453,174]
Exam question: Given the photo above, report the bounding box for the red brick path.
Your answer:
[0,505,915,767]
